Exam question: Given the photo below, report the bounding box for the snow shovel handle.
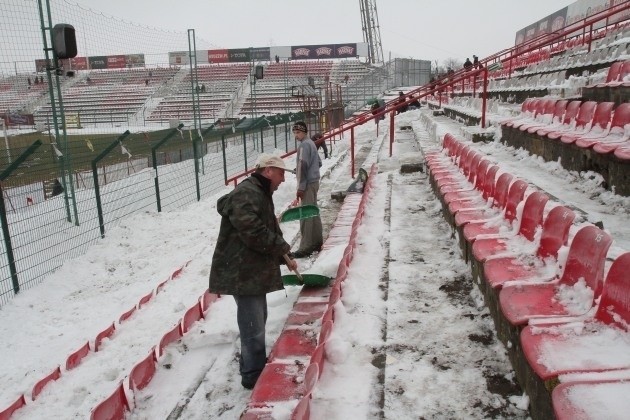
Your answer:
[283,254,303,283]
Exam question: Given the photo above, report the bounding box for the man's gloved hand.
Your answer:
[296,190,304,200]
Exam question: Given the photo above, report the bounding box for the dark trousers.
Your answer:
[298,181,323,253]
[233,295,268,385]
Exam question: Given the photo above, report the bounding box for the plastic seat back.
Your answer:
[129,347,157,391]
[604,61,623,83]
[518,192,549,241]
[574,101,598,130]
[551,100,569,123]
[538,206,575,259]
[473,159,491,191]
[464,153,482,181]
[492,173,514,209]
[591,102,615,131]
[504,180,528,223]
[560,100,582,125]
[595,252,630,329]
[538,99,556,118]
[481,165,500,200]
[558,226,612,297]
[610,103,630,130]
[617,60,630,82]
[90,383,130,420]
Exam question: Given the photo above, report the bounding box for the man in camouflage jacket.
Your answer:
[209,154,297,389]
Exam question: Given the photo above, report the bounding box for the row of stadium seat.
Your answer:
[425,133,630,419]
[240,164,376,419]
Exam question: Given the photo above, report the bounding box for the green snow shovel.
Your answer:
[282,273,332,287]
[279,204,320,223]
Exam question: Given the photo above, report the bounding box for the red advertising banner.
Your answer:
[107,55,127,69]
[69,57,88,70]
[208,49,229,63]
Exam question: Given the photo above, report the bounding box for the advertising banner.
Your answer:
[35,59,50,72]
[250,47,270,61]
[335,43,357,58]
[68,57,88,70]
[2,113,35,127]
[125,54,145,67]
[88,56,108,70]
[515,0,630,46]
[208,49,229,63]
[169,51,188,65]
[291,43,358,60]
[228,48,250,62]
[107,55,127,69]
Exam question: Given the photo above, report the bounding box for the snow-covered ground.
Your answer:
[1,104,629,419]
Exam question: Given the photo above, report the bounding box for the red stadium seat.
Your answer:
[499,225,612,325]
[291,392,311,420]
[95,322,116,352]
[119,305,136,323]
[584,103,630,152]
[502,98,537,128]
[464,189,548,246]
[268,328,318,360]
[552,379,630,420]
[129,347,157,391]
[535,100,581,137]
[512,99,550,130]
[483,205,574,291]
[32,366,61,400]
[594,61,623,87]
[138,291,153,308]
[546,101,597,140]
[201,289,219,314]
[453,172,513,227]
[66,341,91,370]
[90,382,130,420]
[468,180,529,262]
[182,301,204,334]
[520,253,630,381]
[605,60,630,87]
[249,361,309,405]
[525,100,568,134]
[441,159,491,201]
[0,395,26,420]
[158,321,182,357]
[559,102,614,144]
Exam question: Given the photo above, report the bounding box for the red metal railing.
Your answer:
[225,2,630,186]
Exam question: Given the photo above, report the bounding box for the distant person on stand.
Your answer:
[312,133,328,160]
[408,94,421,110]
[396,91,408,114]
[464,58,473,71]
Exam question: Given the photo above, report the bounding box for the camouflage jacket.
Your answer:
[209,173,290,295]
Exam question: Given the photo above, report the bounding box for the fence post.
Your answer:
[91,131,131,238]
[221,134,228,184]
[151,124,184,212]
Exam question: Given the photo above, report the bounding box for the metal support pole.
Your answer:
[389,111,394,157]
[350,127,355,179]
[481,68,489,129]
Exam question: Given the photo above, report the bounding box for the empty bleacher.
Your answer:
[33,67,179,126]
